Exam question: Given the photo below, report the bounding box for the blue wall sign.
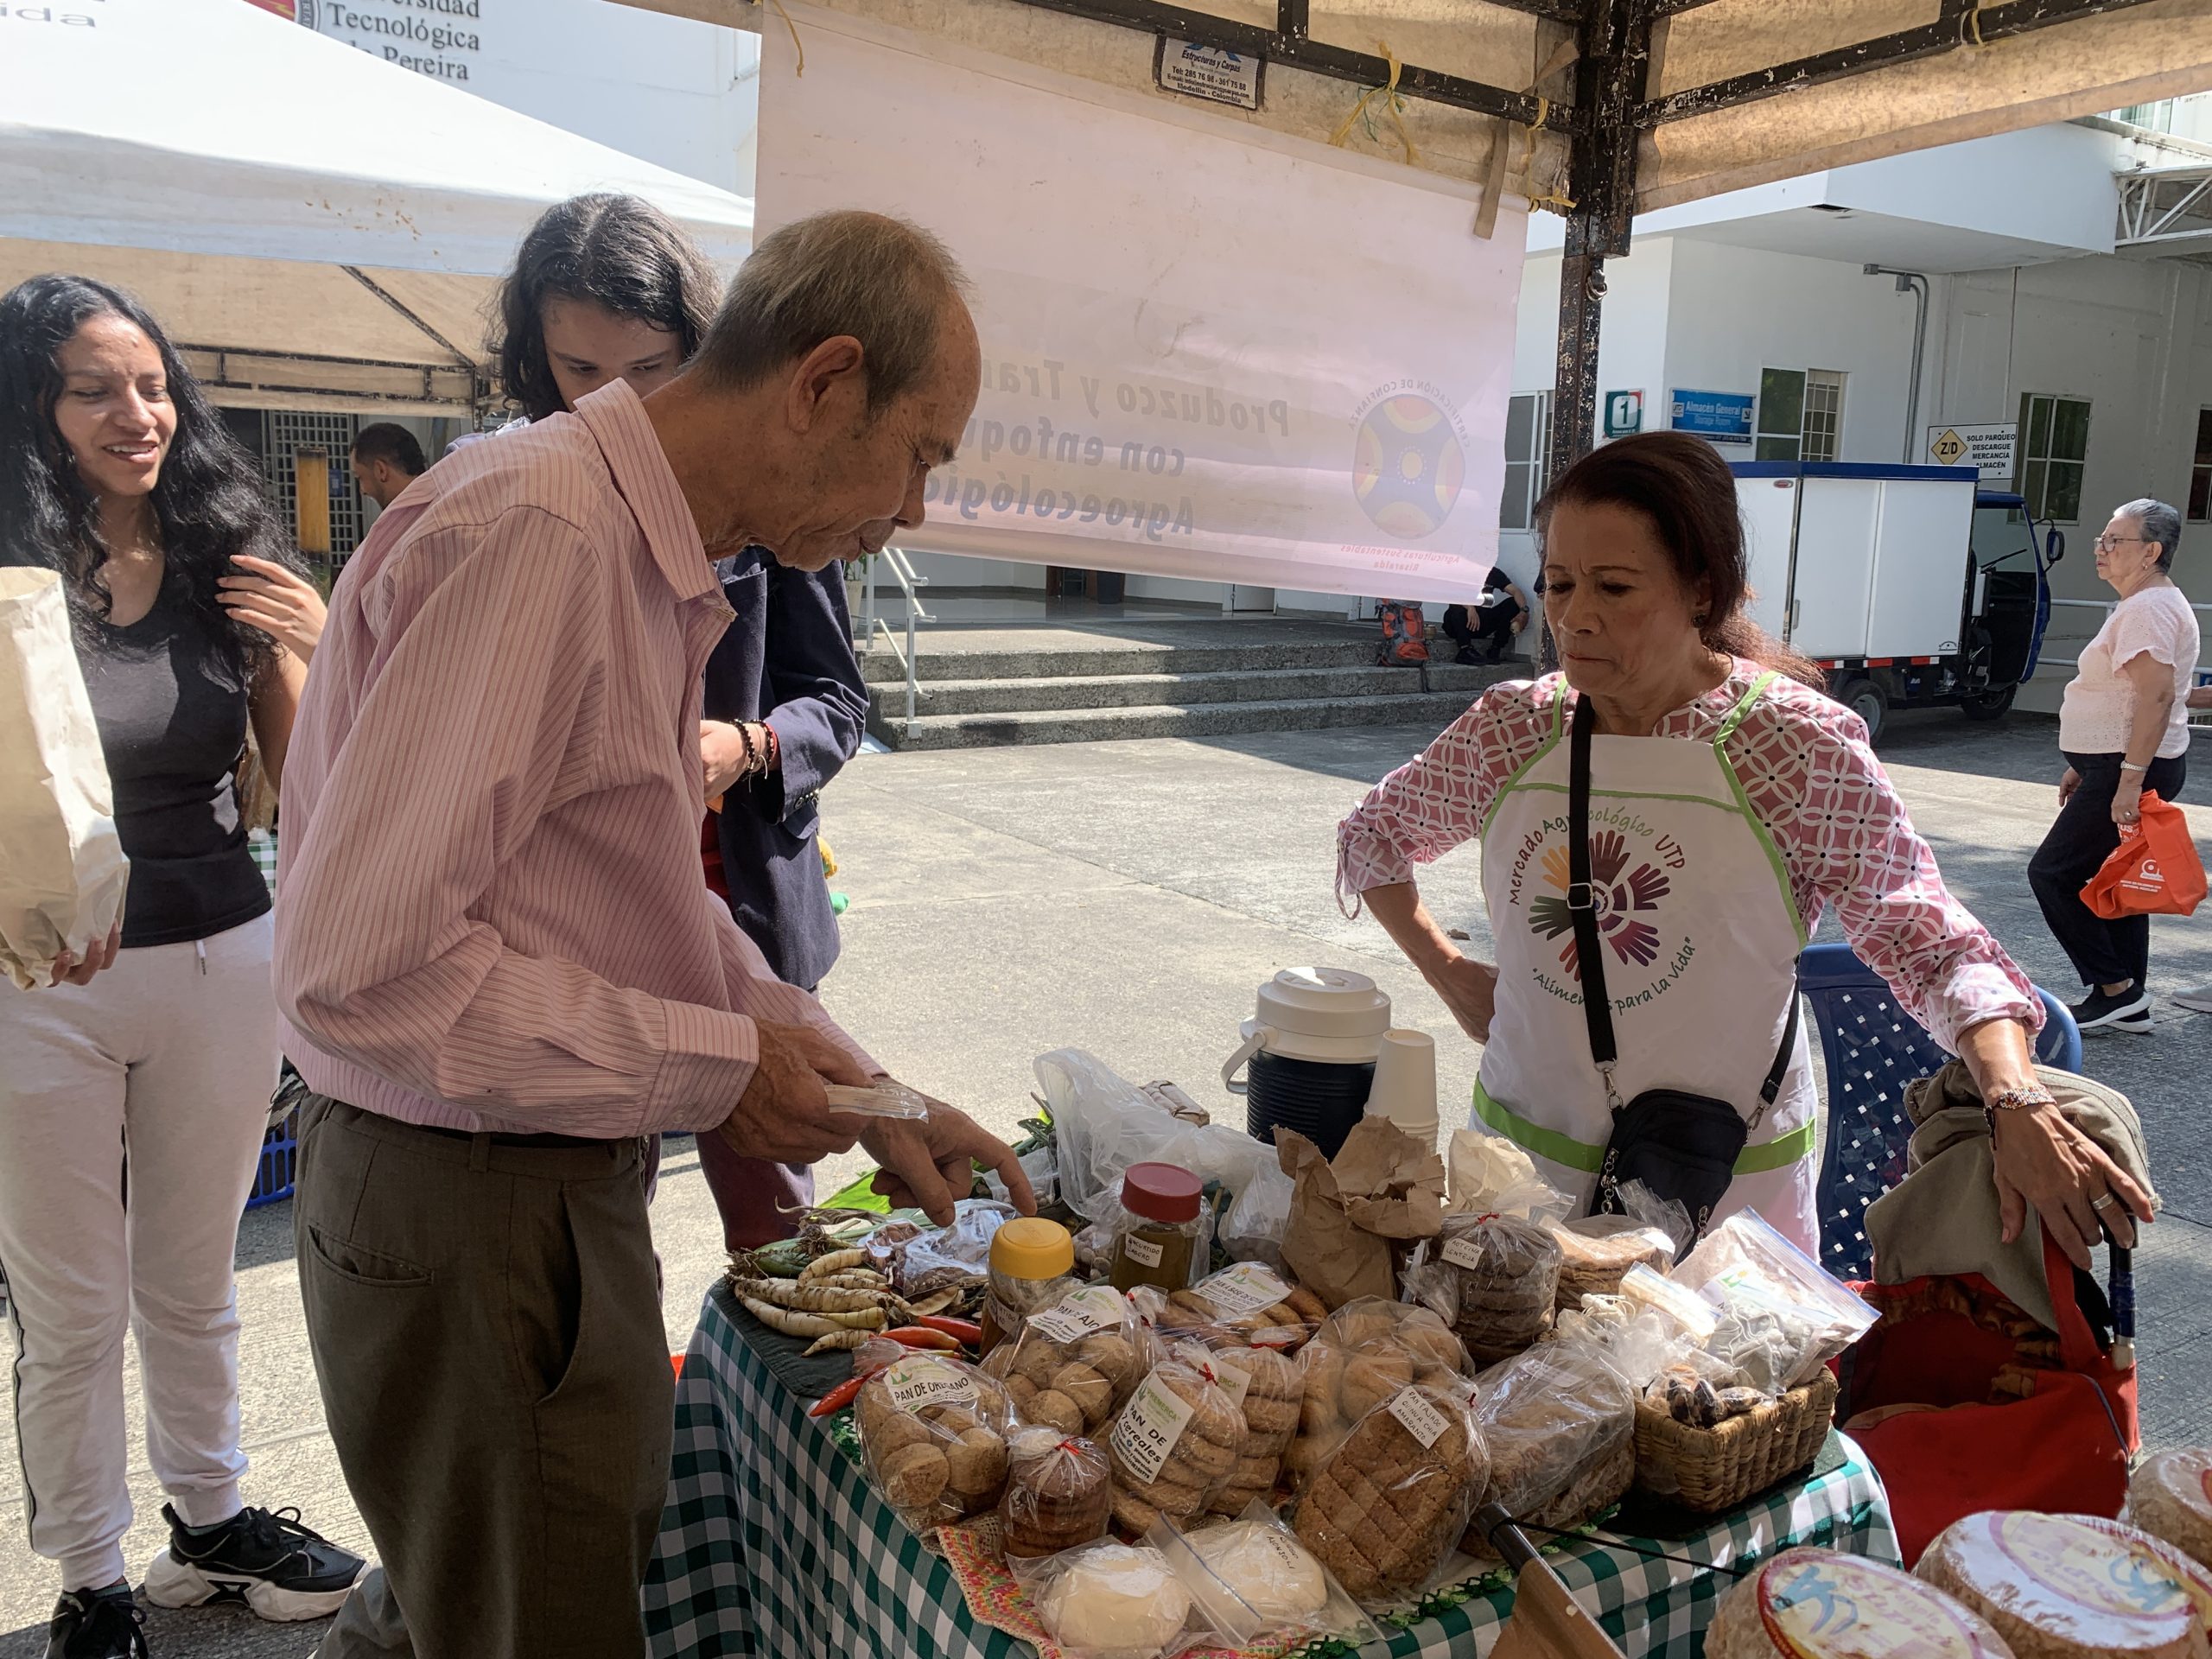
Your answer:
[1669,390,1755,443]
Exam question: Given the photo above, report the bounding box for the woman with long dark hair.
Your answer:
[488,194,869,1249]
[1338,432,2149,1266]
[0,276,364,1658]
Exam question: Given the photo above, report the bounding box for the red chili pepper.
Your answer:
[914,1315,982,1344]
[880,1326,962,1351]
[807,1374,868,1418]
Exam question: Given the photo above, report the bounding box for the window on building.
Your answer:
[1500,391,1553,531]
[1755,368,1846,462]
[2016,394,2091,524]
[2190,409,2212,524]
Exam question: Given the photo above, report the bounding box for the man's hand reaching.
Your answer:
[715,1020,874,1165]
[863,1092,1037,1226]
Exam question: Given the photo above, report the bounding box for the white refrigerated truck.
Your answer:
[1732,461,2062,742]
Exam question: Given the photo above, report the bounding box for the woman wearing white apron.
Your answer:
[1338,433,2150,1270]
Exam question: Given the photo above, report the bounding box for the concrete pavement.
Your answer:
[6,706,2211,1655]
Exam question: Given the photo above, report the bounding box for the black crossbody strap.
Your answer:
[1567,694,1616,1073]
[1569,690,1801,1110]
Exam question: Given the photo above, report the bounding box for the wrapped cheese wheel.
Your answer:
[2135,1451,2212,1571]
[1707,1548,2015,1659]
[1916,1511,2210,1659]
[2067,1516,2212,1641]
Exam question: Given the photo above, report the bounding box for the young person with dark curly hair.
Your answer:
[0,275,365,1659]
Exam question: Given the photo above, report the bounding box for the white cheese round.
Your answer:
[1039,1544,1192,1656]
[1917,1511,2204,1659]
[1705,1548,2014,1659]
[2133,1451,2212,1573]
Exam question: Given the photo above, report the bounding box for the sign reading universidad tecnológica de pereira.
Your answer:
[1669,390,1755,443]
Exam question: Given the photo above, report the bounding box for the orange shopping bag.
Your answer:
[2082,791,2207,918]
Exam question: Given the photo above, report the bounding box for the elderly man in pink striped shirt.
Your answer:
[273,212,1031,1659]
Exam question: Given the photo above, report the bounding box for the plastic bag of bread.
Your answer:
[1706,1548,2018,1659]
[1916,1510,2211,1659]
[1290,1379,1486,1607]
[1407,1211,1563,1367]
[855,1352,1018,1535]
[1147,1499,1382,1649]
[1161,1262,1326,1351]
[983,1284,1147,1437]
[1471,1338,1637,1537]
[999,1426,1113,1559]
[1154,1331,1306,1515]
[1551,1217,1676,1312]
[1011,1540,1202,1659]
[1106,1357,1245,1534]
[2133,1450,2212,1571]
[1286,1298,1469,1490]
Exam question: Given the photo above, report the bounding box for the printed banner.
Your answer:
[755,6,1527,603]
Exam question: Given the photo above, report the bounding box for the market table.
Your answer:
[645,1281,1899,1659]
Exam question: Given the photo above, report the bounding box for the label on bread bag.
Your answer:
[1173,1340,1251,1409]
[1197,1262,1291,1316]
[1387,1387,1451,1450]
[882,1357,978,1414]
[1027,1286,1126,1344]
[1440,1236,1491,1271]
[1112,1372,1197,1484]
[1121,1234,1166,1269]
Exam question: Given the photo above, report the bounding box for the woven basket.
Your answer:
[1632,1367,1837,1515]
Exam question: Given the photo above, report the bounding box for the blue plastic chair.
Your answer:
[1800,941,2082,1281]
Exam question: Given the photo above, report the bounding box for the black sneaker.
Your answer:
[46,1586,146,1659]
[2071,985,2154,1033]
[143,1504,365,1623]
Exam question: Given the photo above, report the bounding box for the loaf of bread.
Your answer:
[1465,1427,1633,1559]
[2134,1450,2212,1572]
[982,1284,1147,1436]
[1427,1211,1560,1367]
[1552,1220,1675,1312]
[1707,1548,2017,1659]
[1106,1359,1246,1534]
[1163,1263,1327,1352]
[998,1426,1112,1559]
[855,1354,1016,1535]
[1917,1511,2209,1659]
[1292,1382,1485,1606]
[1284,1300,1469,1491]
[1474,1343,1636,1522]
[1036,1542,1192,1656]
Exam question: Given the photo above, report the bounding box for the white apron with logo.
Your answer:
[1473,675,1820,1253]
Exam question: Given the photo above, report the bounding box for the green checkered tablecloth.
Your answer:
[249,830,278,897]
[645,1284,1899,1659]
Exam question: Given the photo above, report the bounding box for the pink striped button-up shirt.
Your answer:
[274,381,873,1136]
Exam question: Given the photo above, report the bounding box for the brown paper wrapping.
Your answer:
[1275,1119,1446,1310]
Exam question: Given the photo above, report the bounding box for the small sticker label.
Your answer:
[1386,1387,1450,1450]
[882,1357,978,1414]
[1196,1262,1290,1317]
[1026,1286,1125,1344]
[1440,1236,1489,1271]
[1120,1233,1166,1270]
[1175,1340,1251,1409]
[1112,1372,1197,1484]
[1154,36,1262,111]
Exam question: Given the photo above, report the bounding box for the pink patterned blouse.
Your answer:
[1336,664,2041,1051]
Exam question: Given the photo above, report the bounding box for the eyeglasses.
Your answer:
[2095,533,2152,553]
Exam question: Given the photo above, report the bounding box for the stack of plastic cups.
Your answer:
[1363,1029,1440,1153]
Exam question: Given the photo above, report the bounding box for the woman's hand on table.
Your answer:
[1429,953,1501,1043]
[222,555,327,664]
[861,1094,1036,1227]
[1991,1103,2153,1268]
[716,1020,874,1164]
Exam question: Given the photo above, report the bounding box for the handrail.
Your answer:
[856,546,932,729]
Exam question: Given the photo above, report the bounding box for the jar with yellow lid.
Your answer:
[980,1217,1078,1356]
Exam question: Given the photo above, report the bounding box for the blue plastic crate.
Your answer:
[246,1110,298,1210]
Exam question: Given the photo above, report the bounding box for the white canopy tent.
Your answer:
[0,0,754,416]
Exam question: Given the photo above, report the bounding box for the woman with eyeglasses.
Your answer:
[2029,498,2199,1033]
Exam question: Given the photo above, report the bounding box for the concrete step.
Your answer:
[872,689,1494,751]
[859,637,1382,684]
[868,662,1503,717]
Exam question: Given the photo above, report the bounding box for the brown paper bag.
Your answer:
[1276,1118,1446,1308]
[0,569,128,988]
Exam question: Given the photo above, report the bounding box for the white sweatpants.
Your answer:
[0,913,277,1591]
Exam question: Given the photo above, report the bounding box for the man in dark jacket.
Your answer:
[695,549,871,1247]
